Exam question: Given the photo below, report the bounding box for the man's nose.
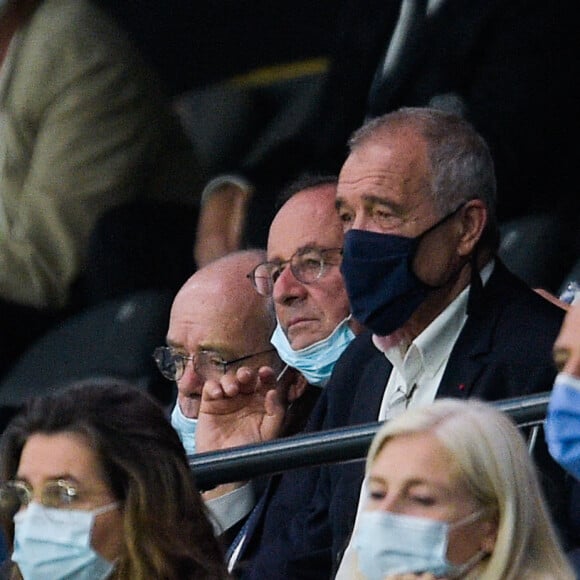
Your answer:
[176,359,204,395]
[272,265,308,304]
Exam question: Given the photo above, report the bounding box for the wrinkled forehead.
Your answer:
[337,134,431,205]
[267,189,344,260]
[169,280,274,349]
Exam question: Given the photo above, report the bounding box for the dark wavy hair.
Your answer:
[0,380,228,579]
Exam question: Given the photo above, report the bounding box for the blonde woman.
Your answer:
[350,399,574,580]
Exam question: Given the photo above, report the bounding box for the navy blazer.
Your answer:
[237,263,568,579]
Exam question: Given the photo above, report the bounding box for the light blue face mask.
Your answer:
[171,402,198,456]
[546,372,580,479]
[353,509,486,580]
[270,316,356,387]
[12,501,118,580]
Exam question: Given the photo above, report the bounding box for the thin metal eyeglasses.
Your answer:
[153,346,276,382]
[0,479,83,515]
[246,247,343,297]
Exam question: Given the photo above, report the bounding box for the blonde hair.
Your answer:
[366,399,574,580]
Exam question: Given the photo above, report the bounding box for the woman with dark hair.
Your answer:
[0,381,228,579]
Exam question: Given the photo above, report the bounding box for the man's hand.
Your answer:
[194,182,251,268]
[195,365,288,453]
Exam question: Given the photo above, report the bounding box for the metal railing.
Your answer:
[189,392,550,490]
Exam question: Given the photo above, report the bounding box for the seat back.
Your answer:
[77,201,198,308]
[0,289,174,432]
[499,212,577,292]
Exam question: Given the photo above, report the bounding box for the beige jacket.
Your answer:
[0,0,201,309]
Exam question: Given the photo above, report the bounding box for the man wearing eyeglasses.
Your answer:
[251,176,364,383]
[192,177,363,570]
[154,249,309,455]
[196,178,364,446]
[154,249,316,538]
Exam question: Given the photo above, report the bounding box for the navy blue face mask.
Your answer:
[340,206,464,336]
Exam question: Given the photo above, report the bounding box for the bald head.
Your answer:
[174,250,274,342]
[167,250,279,417]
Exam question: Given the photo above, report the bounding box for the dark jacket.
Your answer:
[237,262,568,579]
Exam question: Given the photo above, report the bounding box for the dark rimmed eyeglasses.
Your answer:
[153,346,276,382]
[246,247,343,297]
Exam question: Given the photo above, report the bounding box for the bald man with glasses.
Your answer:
[154,249,309,456]
[153,248,318,542]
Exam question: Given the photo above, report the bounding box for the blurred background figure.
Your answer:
[347,399,574,580]
[0,380,228,579]
[0,0,202,378]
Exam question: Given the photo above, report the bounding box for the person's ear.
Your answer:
[457,199,487,257]
[285,369,308,402]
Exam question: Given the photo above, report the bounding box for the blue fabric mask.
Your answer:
[340,206,464,336]
[12,502,117,580]
[353,509,485,579]
[546,373,580,479]
[171,402,198,456]
[270,316,356,387]
[341,230,430,336]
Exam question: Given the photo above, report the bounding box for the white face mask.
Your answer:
[270,316,356,387]
[353,509,487,580]
[12,502,118,580]
[171,402,197,456]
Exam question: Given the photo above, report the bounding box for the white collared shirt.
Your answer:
[376,260,494,420]
[335,260,494,579]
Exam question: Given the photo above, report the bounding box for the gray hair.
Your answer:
[349,107,499,248]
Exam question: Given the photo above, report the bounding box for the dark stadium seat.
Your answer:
[0,289,174,432]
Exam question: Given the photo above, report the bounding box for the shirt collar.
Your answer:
[374,260,494,380]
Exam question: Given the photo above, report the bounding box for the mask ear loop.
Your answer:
[275,364,290,383]
[411,201,471,290]
[445,507,492,579]
[274,363,297,422]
